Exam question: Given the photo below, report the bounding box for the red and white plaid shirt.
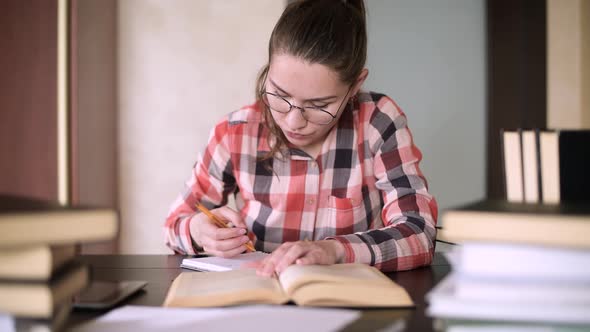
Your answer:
[164,91,438,272]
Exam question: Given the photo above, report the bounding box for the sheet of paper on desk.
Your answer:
[180,251,269,271]
[71,305,361,332]
[0,314,14,332]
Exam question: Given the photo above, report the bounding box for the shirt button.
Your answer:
[350,198,356,205]
[307,198,315,205]
[310,162,317,168]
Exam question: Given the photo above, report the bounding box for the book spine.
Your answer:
[499,128,507,200]
[534,128,543,202]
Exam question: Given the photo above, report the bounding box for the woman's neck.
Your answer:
[300,142,322,159]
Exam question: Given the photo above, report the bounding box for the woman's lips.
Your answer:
[285,131,308,140]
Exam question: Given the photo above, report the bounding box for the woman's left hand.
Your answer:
[255,240,345,277]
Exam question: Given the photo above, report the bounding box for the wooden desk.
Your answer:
[68,254,450,331]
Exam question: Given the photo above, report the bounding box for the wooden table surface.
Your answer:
[67,253,451,331]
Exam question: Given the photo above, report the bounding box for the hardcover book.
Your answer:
[439,200,590,249]
[0,195,117,248]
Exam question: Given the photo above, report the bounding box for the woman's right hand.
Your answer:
[188,206,251,257]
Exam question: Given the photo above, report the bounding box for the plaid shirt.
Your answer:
[164,91,438,272]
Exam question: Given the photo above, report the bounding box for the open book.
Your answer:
[164,263,413,308]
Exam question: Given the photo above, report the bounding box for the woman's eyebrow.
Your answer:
[269,78,338,102]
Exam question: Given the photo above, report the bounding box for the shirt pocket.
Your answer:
[326,194,365,235]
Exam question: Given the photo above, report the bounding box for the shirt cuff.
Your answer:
[178,214,199,255]
[326,234,370,264]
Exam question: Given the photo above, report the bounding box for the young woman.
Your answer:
[164,0,438,277]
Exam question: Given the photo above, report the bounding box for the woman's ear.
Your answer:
[351,68,369,96]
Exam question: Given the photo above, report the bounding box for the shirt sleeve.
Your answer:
[330,95,438,271]
[163,117,237,254]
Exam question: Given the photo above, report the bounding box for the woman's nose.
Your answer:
[285,105,307,129]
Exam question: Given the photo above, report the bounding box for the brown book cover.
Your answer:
[0,262,89,318]
[439,200,590,248]
[13,301,72,332]
[0,195,117,248]
[0,244,76,281]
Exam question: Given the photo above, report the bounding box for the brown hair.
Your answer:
[255,0,367,161]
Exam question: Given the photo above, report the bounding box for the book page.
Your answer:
[278,264,413,308]
[164,269,288,307]
[278,264,391,294]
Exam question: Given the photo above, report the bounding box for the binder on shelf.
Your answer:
[501,129,524,203]
[539,130,590,204]
[521,129,541,203]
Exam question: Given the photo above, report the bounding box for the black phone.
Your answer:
[73,280,147,310]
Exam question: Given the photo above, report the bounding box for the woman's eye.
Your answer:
[310,104,329,109]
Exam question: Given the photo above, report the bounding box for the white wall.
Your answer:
[364,0,486,212]
[118,0,285,254]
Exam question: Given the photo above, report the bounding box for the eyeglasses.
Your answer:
[261,85,353,126]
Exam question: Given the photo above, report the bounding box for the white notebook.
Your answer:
[180,252,269,272]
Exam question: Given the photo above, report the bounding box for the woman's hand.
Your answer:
[189,206,251,258]
[256,240,345,277]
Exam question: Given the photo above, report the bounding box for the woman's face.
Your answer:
[265,54,352,153]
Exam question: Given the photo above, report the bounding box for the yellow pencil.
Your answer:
[195,202,255,252]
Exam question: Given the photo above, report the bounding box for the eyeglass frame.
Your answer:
[261,83,354,126]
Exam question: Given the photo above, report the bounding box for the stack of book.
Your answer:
[501,129,590,204]
[428,200,590,331]
[0,195,117,332]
